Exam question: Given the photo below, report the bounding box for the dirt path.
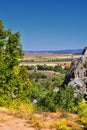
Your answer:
[0,111,79,130]
[0,112,36,130]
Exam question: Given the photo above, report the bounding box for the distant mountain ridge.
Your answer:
[23,49,83,54]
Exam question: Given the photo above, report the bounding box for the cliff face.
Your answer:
[63,47,87,95]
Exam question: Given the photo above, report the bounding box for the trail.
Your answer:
[0,112,35,130]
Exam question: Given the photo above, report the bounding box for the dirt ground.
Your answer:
[0,112,36,130]
[0,110,79,130]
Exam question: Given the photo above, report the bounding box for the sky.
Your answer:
[0,0,87,51]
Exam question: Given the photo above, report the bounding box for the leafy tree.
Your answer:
[26,65,36,70]
[57,85,75,112]
[0,20,30,102]
[52,75,64,87]
[54,65,63,72]
[37,64,54,71]
[29,72,47,81]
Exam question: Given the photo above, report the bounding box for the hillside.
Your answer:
[0,108,82,130]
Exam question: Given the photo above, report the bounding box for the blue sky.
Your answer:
[0,0,87,51]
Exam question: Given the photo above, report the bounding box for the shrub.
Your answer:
[53,119,71,130]
[54,65,63,72]
[9,98,34,118]
[77,102,87,117]
[28,116,42,130]
[57,86,75,112]
[0,94,12,107]
[52,75,64,86]
[77,102,87,129]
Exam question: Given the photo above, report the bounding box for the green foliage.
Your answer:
[29,79,58,111]
[0,94,12,107]
[52,75,64,86]
[77,102,87,117]
[37,64,54,71]
[0,20,21,94]
[77,102,87,129]
[9,98,34,117]
[54,65,63,72]
[0,20,84,115]
[74,93,83,106]
[57,86,75,112]
[53,119,71,130]
[26,65,36,70]
[0,20,31,107]
[79,116,87,128]
[29,72,47,81]
[29,74,83,112]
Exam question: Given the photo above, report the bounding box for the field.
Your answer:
[20,52,81,67]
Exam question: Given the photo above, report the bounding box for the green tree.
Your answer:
[0,20,30,103]
[52,75,64,87]
[54,65,63,72]
[57,85,75,112]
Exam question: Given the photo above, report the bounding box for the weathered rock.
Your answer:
[63,47,87,97]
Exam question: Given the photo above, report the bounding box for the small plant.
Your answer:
[77,102,87,129]
[53,119,71,130]
[28,116,42,130]
[0,117,5,122]
[77,101,87,117]
[79,117,87,128]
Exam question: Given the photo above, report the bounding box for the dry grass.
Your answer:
[26,110,83,130]
[0,107,84,130]
[0,100,34,119]
[8,100,34,118]
[0,107,9,113]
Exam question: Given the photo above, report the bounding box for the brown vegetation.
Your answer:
[0,108,83,130]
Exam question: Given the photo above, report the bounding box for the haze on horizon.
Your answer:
[0,0,87,51]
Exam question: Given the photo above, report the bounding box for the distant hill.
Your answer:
[24,49,83,54]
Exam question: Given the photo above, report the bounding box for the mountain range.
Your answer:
[24,49,83,54]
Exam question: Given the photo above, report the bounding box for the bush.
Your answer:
[54,65,63,72]
[77,102,87,129]
[77,102,87,117]
[28,116,42,130]
[29,72,47,80]
[0,95,12,107]
[53,119,71,130]
[57,86,75,112]
[26,65,36,70]
[9,98,34,118]
[52,75,64,86]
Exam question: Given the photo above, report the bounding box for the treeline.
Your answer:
[20,58,72,62]
[26,64,70,74]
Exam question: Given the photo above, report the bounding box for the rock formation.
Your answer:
[63,47,87,96]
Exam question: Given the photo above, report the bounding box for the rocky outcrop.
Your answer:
[63,47,87,95]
